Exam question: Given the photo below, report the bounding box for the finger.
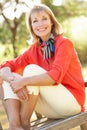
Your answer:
[12,88,19,93]
[22,88,29,100]
[17,91,26,100]
[10,83,19,93]
[17,89,29,100]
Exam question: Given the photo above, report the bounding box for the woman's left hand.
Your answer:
[9,76,25,93]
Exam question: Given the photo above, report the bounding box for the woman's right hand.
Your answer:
[16,87,29,101]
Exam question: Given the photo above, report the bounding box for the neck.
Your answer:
[40,33,54,43]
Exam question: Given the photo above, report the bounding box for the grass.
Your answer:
[0,66,87,130]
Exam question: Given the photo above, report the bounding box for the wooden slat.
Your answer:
[1,82,87,130]
[31,111,87,130]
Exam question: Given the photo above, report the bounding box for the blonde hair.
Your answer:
[26,4,63,43]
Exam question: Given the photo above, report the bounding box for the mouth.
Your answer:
[37,27,47,32]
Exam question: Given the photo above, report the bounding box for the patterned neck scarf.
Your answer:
[40,34,55,59]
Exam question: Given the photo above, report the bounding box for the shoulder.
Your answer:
[55,35,74,47]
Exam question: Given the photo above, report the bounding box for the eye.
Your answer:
[32,19,38,23]
[42,17,48,21]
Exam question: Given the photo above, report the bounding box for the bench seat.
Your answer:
[31,111,87,130]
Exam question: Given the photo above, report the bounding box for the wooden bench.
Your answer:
[30,82,87,130]
[0,111,87,130]
[0,82,87,130]
[31,111,87,130]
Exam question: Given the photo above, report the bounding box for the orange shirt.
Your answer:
[0,35,85,111]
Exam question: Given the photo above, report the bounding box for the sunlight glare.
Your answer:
[3,1,29,20]
[71,16,87,41]
[2,0,41,20]
[53,0,62,6]
[0,15,4,24]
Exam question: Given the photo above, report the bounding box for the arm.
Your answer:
[0,48,31,74]
[10,72,55,92]
[23,73,55,86]
[10,37,74,92]
[0,67,29,100]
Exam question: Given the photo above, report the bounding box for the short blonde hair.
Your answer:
[26,4,63,42]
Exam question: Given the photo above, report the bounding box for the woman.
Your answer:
[0,4,85,130]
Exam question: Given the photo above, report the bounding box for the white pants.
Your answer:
[3,64,81,119]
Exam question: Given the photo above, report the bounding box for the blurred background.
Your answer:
[0,0,87,130]
[0,0,87,65]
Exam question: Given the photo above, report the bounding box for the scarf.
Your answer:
[40,35,55,59]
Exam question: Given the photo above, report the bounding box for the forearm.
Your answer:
[0,67,13,82]
[23,73,55,86]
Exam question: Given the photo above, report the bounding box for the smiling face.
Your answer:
[30,10,53,41]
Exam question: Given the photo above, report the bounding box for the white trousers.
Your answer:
[3,64,81,118]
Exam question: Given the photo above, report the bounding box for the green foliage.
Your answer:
[0,12,29,60]
[0,23,12,44]
[62,16,87,65]
[0,0,87,65]
[0,43,14,63]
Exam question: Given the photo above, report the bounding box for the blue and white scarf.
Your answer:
[40,34,55,59]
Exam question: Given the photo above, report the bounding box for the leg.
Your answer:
[1,81,24,130]
[1,67,40,130]
[23,65,81,119]
[4,99,24,130]
[19,64,41,130]
[35,85,81,119]
[20,94,39,130]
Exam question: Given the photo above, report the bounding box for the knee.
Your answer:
[23,64,46,77]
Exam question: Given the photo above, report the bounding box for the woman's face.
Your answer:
[31,10,53,41]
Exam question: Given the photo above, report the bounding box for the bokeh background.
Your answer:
[0,0,87,130]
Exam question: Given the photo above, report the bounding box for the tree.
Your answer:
[41,0,87,21]
[0,0,87,62]
[0,0,29,58]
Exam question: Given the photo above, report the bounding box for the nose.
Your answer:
[38,20,43,26]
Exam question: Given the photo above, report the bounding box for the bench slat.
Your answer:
[31,111,87,130]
